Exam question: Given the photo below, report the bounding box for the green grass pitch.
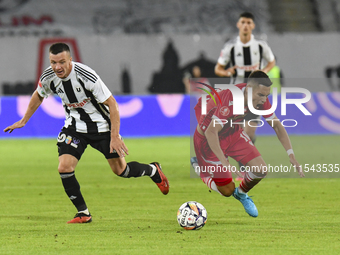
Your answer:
[0,135,339,255]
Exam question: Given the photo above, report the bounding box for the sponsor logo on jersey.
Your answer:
[72,138,80,145]
[66,98,91,108]
[76,87,81,92]
[237,63,260,71]
[70,137,80,148]
[71,143,78,148]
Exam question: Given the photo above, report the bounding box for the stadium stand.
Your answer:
[315,0,340,31]
[267,0,320,32]
[92,0,273,35]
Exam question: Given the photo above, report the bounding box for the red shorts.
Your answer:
[193,128,261,186]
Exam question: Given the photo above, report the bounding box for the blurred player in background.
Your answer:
[267,56,284,94]
[214,12,276,179]
[192,71,304,217]
[4,42,169,223]
[183,65,210,93]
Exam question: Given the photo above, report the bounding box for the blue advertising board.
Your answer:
[0,93,339,138]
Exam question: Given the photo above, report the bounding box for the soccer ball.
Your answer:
[177,201,207,230]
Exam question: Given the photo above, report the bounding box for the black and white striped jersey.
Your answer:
[37,61,112,134]
[217,34,275,84]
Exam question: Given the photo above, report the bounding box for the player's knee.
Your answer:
[248,159,267,176]
[58,163,75,173]
[221,190,234,197]
[253,167,268,179]
[108,158,126,175]
[260,164,268,176]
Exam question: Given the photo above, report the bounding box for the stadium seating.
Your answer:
[94,0,273,34]
[315,0,340,31]
[267,0,319,32]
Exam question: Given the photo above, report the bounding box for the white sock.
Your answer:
[193,162,222,195]
[201,176,223,196]
[237,186,246,194]
[149,164,157,177]
[78,209,90,215]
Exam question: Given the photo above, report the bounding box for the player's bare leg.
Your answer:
[107,156,126,175]
[239,156,267,193]
[236,121,258,181]
[243,121,257,143]
[58,154,92,223]
[217,182,235,197]
[191,157,223,195]
[109,157,169,195]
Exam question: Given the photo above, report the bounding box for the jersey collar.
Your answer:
[236,34,254,47]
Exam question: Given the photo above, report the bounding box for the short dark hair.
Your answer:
[247,70,272,87]
[239,12,254,21]
[49,43,70,55]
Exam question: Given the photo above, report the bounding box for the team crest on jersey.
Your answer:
[76,87,81,92]
[219,106,230,116]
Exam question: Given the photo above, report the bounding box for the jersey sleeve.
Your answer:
[260,41,275,63]
[210,91,233,128]
[36,80,52,98]
[217,43,232,66]
[86,76,112,103]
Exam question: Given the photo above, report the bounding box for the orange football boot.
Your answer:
[151,162,169,195]
[67,213,92,224]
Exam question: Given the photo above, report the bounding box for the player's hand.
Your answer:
[289,155,305,178]
[224,65,238,77]
[110,135,129,158]
[3,121,25,133]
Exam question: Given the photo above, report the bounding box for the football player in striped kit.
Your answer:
[214,12,276,179]
[4,43,169,223]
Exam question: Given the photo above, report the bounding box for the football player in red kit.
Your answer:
[192,70,304,217]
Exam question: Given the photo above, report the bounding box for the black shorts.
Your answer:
[56,128,120,160]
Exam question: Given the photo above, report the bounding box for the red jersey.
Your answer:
[195,83,275,136]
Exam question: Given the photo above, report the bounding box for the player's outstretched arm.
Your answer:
[103,95,129,158]
[267,116,305,177]
[204,121,230,167]
[262,59,276,74]
[214,63,238,77]
[4,90,44,133]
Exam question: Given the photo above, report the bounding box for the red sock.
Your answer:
[200,175,222,195]
[239,171,266,193]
